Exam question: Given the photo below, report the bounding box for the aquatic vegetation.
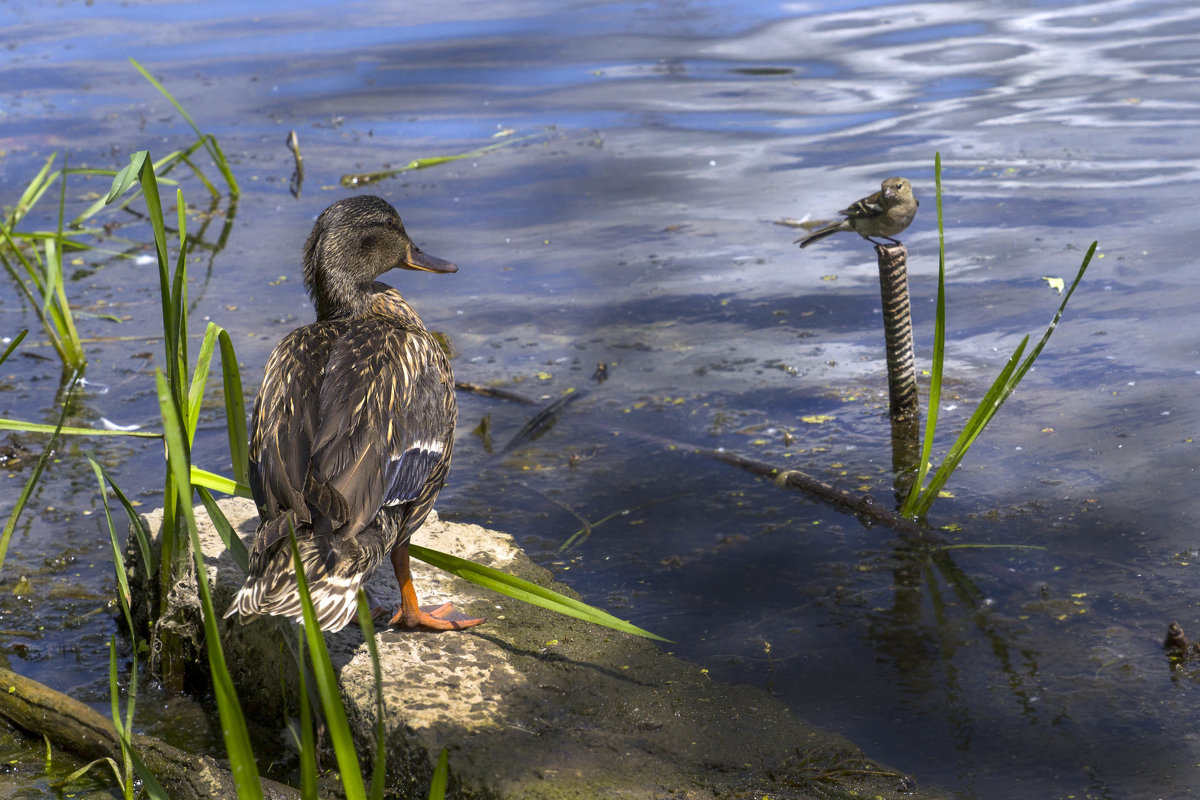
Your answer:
[127,58,240,201]
[0,339,79,585]
[340,132,531,188]
[0,156,89,372]
[0,60,238,377]
[86,457,171,800]
[900,154,1096,519]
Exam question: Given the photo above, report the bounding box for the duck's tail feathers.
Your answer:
[223,535,367,633]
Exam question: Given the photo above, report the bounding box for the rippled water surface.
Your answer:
[4,0,1200,797]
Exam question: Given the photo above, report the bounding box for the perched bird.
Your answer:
[224,195,482,634]
[796,177,918,249]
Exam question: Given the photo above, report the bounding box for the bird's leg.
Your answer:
[386,542,485,631]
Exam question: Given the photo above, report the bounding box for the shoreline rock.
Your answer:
[136,496,949,799]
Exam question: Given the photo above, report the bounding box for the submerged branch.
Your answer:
[455,382,934,539]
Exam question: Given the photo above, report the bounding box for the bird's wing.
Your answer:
[840,189,885,219]
[307,319,455,541]
[249,323,341,541]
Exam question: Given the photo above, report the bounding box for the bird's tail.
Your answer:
[223,524,369,633]
[795,220,849,249]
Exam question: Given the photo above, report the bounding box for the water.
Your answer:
[3,0,1200,797]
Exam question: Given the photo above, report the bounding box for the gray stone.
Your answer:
[139,496,950,800]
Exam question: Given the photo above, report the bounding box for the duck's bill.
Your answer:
[404,248,458,273]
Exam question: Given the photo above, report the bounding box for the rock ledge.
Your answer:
[138,496,947,800]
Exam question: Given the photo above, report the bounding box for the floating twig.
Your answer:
[500,390,588,454]
[285,130,304,198]
[339,135,532,188]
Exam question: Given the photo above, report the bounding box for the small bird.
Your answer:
[224,195,483,634]
[795,177,918,249]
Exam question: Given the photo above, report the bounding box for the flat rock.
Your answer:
[138,496,949,800]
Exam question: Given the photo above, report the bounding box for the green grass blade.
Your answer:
[185,322,249,486]
[86,456,155,594]
[108,635,126,744]
[40,222,60,317]
[0,371,80,578]
[909,338,1028,517]
[129,58,239,197]
[0,418,160,438]
[188,322,220,443]
[355,591,387,800]
[0,329,28,366]
[158,369,263,799]
[408,544,669,641]
[0,225,43,309]
[296,632,318,800]
[53,757,124,795]
[1008,242,1097,387]
[107,151,177,371]
[129,58,206,145]
[903,152,947,516]
[171,188,190,384]
[427,748,449,800]
[190,465,253,498]
[217,328,249,487]
[106,151,147,205]
[196,486,250,573]
[89,458,136,620]
[289,532,367,800]
[909,243,1094,518]
[204,134,240,197]
[127,749,172,800]
[9,153,58,228]
[900,154,1095,519]
[48,154,85,369]
[108,637,135,799]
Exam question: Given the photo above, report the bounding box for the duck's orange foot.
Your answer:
[387,601,485,632]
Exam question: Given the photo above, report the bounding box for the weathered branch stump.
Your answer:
[876,242,919,421]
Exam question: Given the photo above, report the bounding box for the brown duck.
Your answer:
[224,195,483,633]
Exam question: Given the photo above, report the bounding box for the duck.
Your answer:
[224,195,484,633]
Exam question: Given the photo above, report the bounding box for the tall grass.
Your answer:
[900,153,1095,519]
[103,150,250,687]
[0,156,89,372]
[0,59,239,377]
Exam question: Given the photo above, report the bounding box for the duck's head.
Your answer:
[302,195,456,319]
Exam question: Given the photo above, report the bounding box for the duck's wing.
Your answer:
[307,319,456,544]
[248,322,341,546]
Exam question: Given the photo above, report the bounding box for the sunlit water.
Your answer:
[3,0,1200,797]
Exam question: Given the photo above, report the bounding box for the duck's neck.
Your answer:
[309,279,425,330]
[305,260,375,319]
[366,284,428,330]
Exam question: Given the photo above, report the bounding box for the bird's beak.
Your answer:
[402,246,458,274]
[883,187,896,201]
